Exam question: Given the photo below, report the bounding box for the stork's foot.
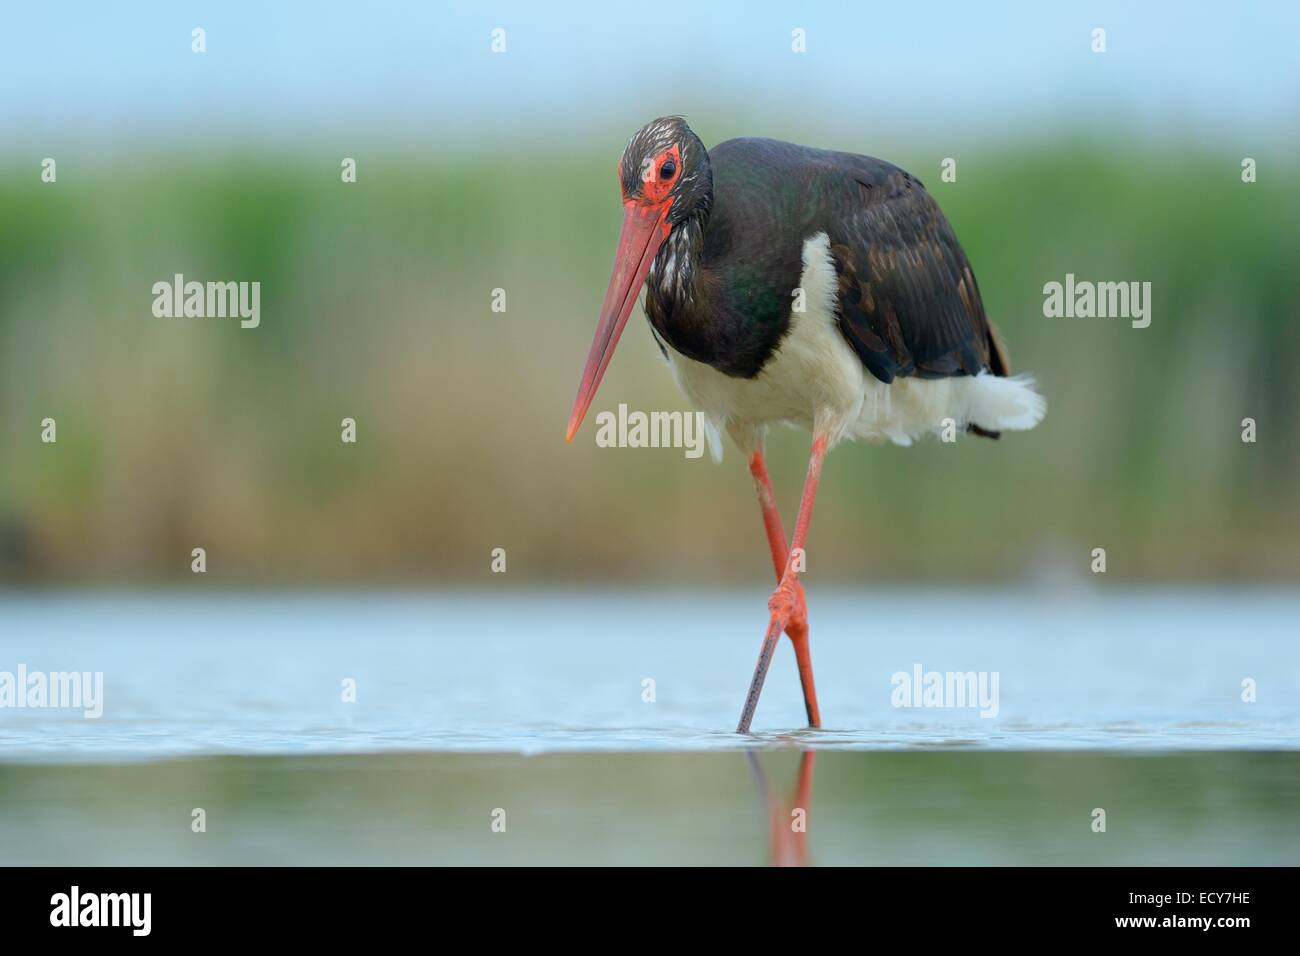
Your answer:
[768,576,807,634]
[737,575,821,734]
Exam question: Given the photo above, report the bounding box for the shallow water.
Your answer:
[1,751,1297,865]
[1,588,1296,759]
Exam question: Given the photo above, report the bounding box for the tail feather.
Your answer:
[965,372,1046,433]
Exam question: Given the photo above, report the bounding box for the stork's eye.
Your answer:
[659,160,676,180]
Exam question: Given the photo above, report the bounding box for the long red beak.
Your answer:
[565,198,673,442]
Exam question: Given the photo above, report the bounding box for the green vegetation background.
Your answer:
[2,132,1297,584]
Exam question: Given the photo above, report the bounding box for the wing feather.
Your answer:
[826,171,1004,383]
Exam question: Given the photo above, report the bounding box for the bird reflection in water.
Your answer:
[747,750,816,867]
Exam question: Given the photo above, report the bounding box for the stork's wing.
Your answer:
[826,171,1007,383]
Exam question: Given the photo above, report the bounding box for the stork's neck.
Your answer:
[643,213,727,365]
[643,209,779,379]
[646,215,705,312]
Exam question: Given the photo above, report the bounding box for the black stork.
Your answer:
[566,117,1045,734]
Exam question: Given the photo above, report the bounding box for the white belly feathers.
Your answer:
[656,232,1045,461]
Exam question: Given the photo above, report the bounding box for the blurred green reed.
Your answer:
[1,136,1297,584]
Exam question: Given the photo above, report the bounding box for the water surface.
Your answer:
[1,751,1296,865]
[1,588,1295,759]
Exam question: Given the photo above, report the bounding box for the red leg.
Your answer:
[747,450,793,581]
[737,434,829,733]
[787,750,816,867]
[746,451,821,728]
[750,750,817,867]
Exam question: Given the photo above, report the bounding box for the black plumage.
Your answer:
[632,125,1008,404]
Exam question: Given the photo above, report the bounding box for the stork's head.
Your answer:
[566,117,712,442]
[617,115,713,226]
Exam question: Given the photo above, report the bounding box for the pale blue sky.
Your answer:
[2,1,1297,150]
